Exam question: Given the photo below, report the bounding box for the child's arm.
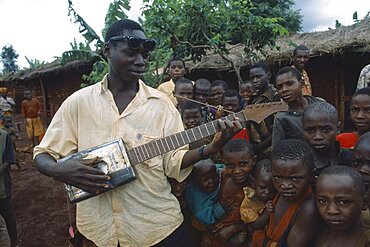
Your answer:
[265,200,274,213]
[36,99,41,115]
[0,134,16,177]
[249,210,269,231]
[194,201,226,226]
[212,223,247,244]
[286,198,323,247]
[186,184,227,226]
[253,135,272,154]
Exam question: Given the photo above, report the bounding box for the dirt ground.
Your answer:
[10,114,75,247]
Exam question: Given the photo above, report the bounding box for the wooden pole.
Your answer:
[39,78,48,123]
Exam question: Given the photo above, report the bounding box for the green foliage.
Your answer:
[250,0,302,34]
[334,11,369,29]
[143,44,173,87]
[82,59,109,87]
[61,49,107,87]
[65,0,301,86]
[335,20,342,28]
[65,0,132,86]
[67,0,103,50]
[352,11,370,22]
[353,11,358,22]
[69,38,93,51]
[365,11,370,19]
[67,0,131,50]
[287,40,299,48]
[1,44,19,73]
[142,0,293,83]
[25,56,46,69]
[61,50,98,65]
[102,0,131,40]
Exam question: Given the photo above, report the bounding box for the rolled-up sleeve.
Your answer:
[161,104,192,182]
[33,95,78,160]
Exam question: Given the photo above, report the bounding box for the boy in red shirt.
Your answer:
[21,90,44,146]
[337,87,370,149]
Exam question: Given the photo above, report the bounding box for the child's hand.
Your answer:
[212,225,236,244]
[265,200,274,213]
[221,200,236,213]
[210,118,243,152]
[215,105,224,119]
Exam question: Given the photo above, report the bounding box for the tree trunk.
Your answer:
[218,52,243,86]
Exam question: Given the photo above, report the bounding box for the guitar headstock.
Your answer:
[242,101,288,123]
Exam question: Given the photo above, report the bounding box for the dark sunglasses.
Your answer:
[107,35,157,52]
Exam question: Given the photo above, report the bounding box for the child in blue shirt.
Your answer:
[186,159,225,226]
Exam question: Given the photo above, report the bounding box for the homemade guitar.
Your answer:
[60,101,288,203]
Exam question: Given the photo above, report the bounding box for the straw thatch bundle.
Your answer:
[186,18,370,72]
[0,59,95,83]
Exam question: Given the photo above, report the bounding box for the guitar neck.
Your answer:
[127,112,245,165]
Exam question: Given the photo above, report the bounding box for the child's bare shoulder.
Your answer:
[296,194,320,221]
[297,194,318,215]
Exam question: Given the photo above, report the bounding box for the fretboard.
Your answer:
[127,111,246,165]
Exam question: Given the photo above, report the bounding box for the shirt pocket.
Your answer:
[128,134,163,170]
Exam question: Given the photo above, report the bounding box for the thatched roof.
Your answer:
[0,58,95,83]
[187,18,370,72]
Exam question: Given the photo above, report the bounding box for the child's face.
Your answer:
[224,151,255,185]
[195,165,218,193]
[249,67,270,92]
[350,94,370,134]
[210,86,225,106]
[254,170,276,203]
[222,96,240,114]
[182,108,202,129]
[194,84,211,103]
[275,72,302,104]
[175,84,193,106]
[24,91,32,100]
[272,159,311,201]
[316,174,363,232]
[293,50,309,69]
[352,142,370,186]
[303,112,338,152]
[168,60,186,82]
[239,83,255,101]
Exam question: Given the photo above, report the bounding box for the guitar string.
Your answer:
[128,101,286,164]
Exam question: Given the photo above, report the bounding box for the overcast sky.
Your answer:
[0,0,369,69]
[293,0,369,31]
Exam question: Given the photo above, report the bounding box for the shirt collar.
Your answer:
[99,74,160,100]
[313,142,341,169]
[260,84,277,99]
[99,74,109,94]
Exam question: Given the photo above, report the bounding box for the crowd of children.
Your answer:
[1,44,369,246]
[158,49,370,246]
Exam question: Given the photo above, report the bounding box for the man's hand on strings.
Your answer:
[210,117,243,151]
